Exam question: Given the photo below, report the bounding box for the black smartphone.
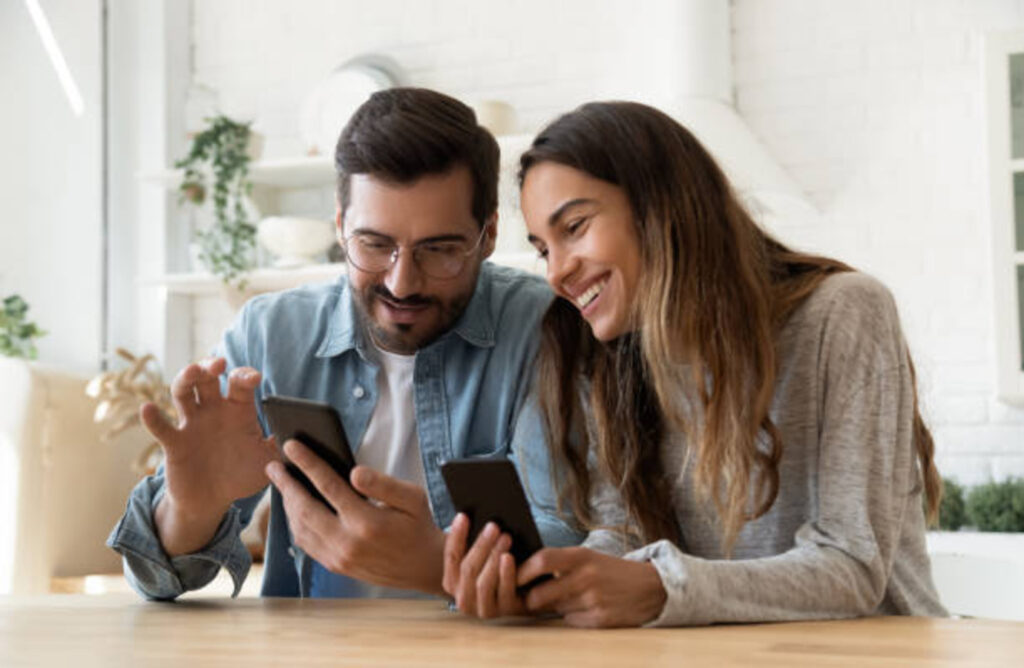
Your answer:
[261,395,357,508]
[441,458,550,590]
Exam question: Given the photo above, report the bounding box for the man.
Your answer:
[107,88,579,599]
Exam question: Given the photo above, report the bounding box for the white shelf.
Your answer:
[143,253,543,297]
[143,263,346,295]
[142,155,335,190]
[142,134,535,192]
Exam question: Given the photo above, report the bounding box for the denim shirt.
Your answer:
[107,262,584,599]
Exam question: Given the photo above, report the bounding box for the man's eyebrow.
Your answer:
[347,228,471,244]
[347,228,392,239]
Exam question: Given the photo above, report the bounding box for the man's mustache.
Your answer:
[372,285,435,308]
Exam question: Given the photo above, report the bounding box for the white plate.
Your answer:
[300,58,401,156]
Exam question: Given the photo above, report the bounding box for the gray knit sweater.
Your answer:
[582,272,948,626]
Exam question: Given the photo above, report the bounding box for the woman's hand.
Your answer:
[518,547,667,628]
[442,513,527,618]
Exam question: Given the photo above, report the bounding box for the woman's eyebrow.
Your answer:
[546,198,595,227]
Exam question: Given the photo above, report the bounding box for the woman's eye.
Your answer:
[566,217,588,234]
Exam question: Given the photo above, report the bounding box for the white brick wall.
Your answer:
[188,0,699,155]
[733,0,1024,484]
[182,0,1024,484]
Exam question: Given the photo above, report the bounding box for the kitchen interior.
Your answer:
[1,0,1023,624]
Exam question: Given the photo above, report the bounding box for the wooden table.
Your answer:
[1,596,1022,667]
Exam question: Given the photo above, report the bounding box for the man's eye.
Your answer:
[420,243,462,256]
[360,240,392,251]
[534,247,549,260]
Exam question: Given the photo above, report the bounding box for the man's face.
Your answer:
[338,166,496,354]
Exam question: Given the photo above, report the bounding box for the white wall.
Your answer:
[733,0,1024,484]
[177,0,1024,484]
[0,0,104,375]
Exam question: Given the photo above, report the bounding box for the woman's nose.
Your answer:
[544,246,578,294]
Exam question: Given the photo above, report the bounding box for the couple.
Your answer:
[109,88,947,627]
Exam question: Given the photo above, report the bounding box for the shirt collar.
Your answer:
[314,263,496,358]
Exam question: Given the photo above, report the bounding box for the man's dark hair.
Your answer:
[335,87,499,227]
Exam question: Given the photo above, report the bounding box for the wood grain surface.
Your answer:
[1,595,1021,667]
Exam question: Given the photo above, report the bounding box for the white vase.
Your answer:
[257,216,336,268]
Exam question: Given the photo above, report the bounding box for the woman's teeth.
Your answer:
[577,279,607,309]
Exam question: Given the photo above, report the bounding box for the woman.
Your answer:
[442,101,947,628]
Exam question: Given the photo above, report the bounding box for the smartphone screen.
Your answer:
[261,395,356,508]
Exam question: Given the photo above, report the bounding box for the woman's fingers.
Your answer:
[454,522,502,615]
[442,513,470,596]
[475,533,510,618]
[496,552,523,615]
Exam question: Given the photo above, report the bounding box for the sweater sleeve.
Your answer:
[625,277,938,626]
[632,368,921,626]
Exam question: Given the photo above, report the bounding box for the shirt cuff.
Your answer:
[106,477,252,599]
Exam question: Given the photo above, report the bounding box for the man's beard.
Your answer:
[352,282,474,354]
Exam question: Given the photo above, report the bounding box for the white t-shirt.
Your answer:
[355,345,426,488]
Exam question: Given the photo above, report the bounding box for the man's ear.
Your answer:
[481,213,498,258]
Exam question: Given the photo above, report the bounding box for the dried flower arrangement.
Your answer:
[86,348,176,476]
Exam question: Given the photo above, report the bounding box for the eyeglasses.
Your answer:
[342,226,490,280]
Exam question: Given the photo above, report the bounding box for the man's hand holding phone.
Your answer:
[143,357,279,557]
[264,440,447,596]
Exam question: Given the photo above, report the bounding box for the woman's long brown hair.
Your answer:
[521,102,941,552]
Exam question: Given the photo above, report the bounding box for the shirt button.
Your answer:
[352,385,365,399]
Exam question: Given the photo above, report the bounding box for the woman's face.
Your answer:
[521,161,642,342]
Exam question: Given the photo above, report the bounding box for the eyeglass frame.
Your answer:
[341,223,492,280]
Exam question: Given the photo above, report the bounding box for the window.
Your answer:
[986,32,1024,404]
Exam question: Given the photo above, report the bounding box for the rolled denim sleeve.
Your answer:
[106,470,254,600]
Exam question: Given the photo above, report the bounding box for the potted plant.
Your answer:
[0,294,46,359]
[926,476,1024,620]
[175,115,259,286]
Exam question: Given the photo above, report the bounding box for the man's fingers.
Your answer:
[139,403,178,448]
[193,357,226,405]
[169,363,202,422]
[350,466,427,516]
[284,440,361,513]
[442,513,470,596]
[225,367,261,402]
[265,460,334,544]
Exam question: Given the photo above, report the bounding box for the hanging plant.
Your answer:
[0,294,47,359]
[175,115,257,287]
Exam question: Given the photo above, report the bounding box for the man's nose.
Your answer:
[383,248,423,299]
